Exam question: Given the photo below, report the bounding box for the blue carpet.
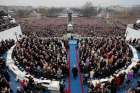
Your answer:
[137,51,140,59]
[68,40,82,93]
[8,71,18,93]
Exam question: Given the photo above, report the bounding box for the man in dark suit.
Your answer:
[72,65,78,79]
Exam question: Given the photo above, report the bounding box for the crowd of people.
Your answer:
[0,39,15,93]
[15,17,140,93]
[0,12,139,93]
[0,10,18,32]
[14,35,68,81]
[79,37,133,79]
[73,24,125,37]
[87,62,140,93]
[78,36,138,93]
[18,17,126,37]
[19,18,67,37]
[0,57,11,93]
[0,39,15,56]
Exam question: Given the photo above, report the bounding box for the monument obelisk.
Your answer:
[67,9,73,33]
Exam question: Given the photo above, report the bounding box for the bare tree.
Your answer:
[47,7,64,17]
[15,10,31,18]
[80,2,97,17]
[37,8,48,16]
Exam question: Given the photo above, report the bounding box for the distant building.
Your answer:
[97,9,110,18]
[58,8,78,18]
[67,9,73,33]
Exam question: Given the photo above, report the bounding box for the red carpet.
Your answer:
[67,50,71,93]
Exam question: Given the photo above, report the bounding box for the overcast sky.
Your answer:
[0,0,140,7]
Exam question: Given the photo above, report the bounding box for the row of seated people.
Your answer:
[0,10,18,32]
[79,36,133,79]
[13,35,68,81]
[87,62,140,93]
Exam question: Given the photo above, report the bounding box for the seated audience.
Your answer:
[14,35,68,81]
[79,36,132,79]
